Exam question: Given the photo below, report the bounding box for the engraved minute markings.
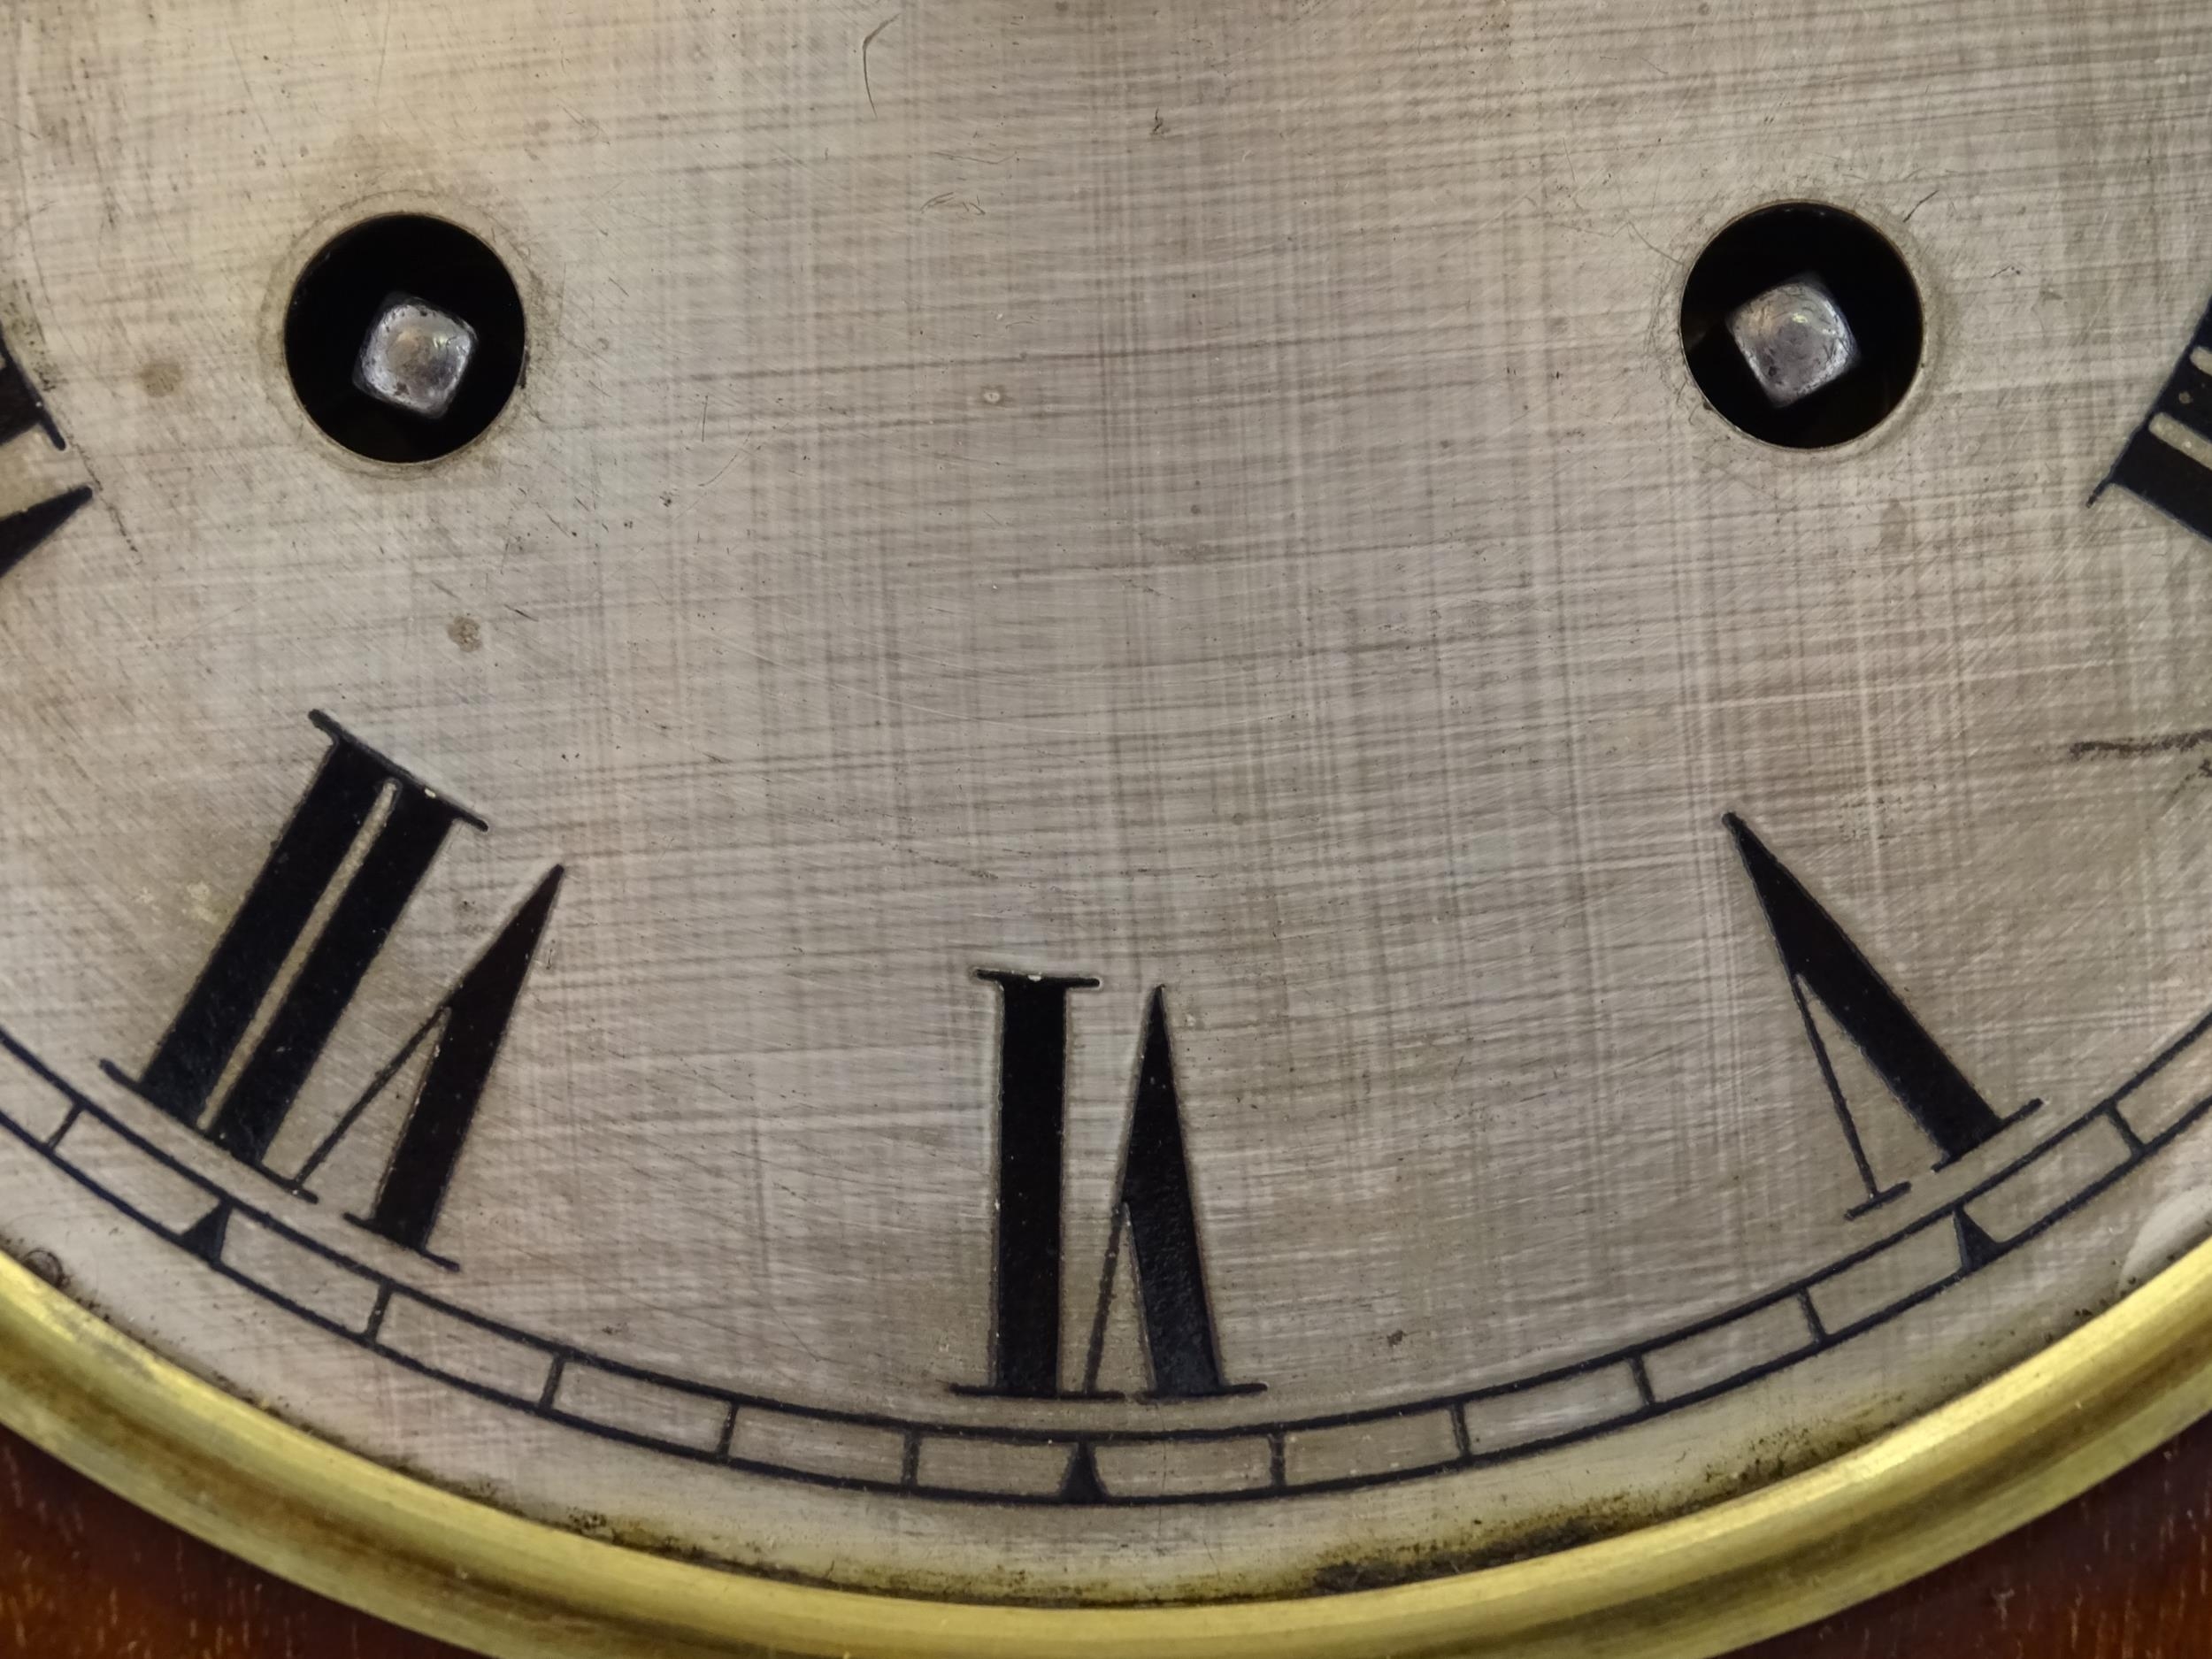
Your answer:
[0,325,92,581]
[1,987,2204,1508]
[0,708,2195,1504]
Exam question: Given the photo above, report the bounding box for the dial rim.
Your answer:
[1,1214,2209,1657]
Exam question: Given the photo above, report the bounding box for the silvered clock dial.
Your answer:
[4,2,2212,1654]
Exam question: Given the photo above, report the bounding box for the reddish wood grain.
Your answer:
[0,1410,2205,1657]
[1734,1426,2212,1659]
[0,1425,456,1659]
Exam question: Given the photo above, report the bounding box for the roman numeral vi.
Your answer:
[970,972,1259,1402]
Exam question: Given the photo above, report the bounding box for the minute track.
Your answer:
[0,995,2203,1510]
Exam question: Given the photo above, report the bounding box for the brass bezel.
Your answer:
[0,1235,2205,1657]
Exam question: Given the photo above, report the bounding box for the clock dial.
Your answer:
[4,0,2212,1635]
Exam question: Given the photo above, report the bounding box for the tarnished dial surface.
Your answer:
[4,0,2212,1612]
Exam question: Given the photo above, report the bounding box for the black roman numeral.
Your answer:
[2098,293,2212,544]
[0,334,65,451]
[302,866,564,1257]
[107,714,560,1262]
[971,972,1257,1402]
[0,488,92,584]
[1727,815,2033,1214]
[119,715,486,1152]
[0,327,90,584]
[976,971,1094,1397]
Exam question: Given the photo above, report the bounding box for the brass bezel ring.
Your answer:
[0,1235,2207,1657]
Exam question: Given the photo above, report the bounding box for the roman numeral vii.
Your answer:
[107,714,561,1262]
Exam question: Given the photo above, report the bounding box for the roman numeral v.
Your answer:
[105,713,561,1263]
[1727,814,2036,1215]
